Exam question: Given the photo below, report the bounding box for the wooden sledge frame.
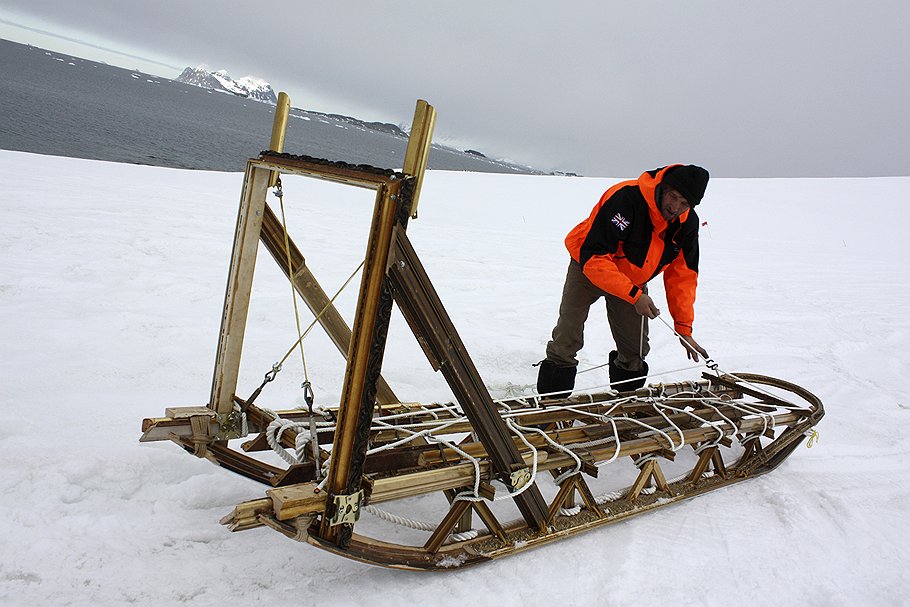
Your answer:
[160,97,552,543]
[141,97,825,569]
[210,372,822,569]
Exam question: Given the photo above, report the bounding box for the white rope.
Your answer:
[362,505,479,543]
[507,419,583,486]
[265,417,313,465]
[452,418,542,504]
[652,313,800,412]
[370,418,485,501]
[594,490,624,505]
[363,504,434,531]
[250,329,795,525]
[273,259,366,370]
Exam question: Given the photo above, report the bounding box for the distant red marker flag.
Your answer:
[701,221,708,227]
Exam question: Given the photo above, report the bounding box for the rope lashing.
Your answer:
[509,419,583,486]
[265,416,313,465]
[244,255,364,406]
[652,314,800,411]
[274,178,313,388]
[234,175,369,412]
[189,414,211,458]
[362,505,479,543]
[260,405,334,467]
[273,259,365,370]
[450,418,544,504]
[805,428,820,448]
[241,363,282,410]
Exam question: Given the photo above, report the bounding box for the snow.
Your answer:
[1,149,909,605]
[236,75,272,94]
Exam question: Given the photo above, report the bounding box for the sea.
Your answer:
[0,38,539,174]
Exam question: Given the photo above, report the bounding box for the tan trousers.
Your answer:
[545,260,649,372]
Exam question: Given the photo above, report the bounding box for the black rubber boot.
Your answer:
[608,350,648,392]
[536,360,577,399]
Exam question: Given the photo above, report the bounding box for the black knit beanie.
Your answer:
[662,165,710,206]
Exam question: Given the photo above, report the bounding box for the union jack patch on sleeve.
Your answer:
[611,212,630,231]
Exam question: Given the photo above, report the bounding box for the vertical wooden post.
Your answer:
[209,163,271,414]
[319,183,401,544]
[268,91,290,187]
[318,99,437,546]
[402,99,436,219]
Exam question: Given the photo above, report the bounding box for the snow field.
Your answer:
[1,150,908,605]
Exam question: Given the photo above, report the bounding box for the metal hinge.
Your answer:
[510,467,531,491]
[214,408,247,441]
[329,490,364,526]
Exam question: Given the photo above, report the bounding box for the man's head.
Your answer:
[659,165,709,221]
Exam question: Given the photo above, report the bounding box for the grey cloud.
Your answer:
[2,0,908,176]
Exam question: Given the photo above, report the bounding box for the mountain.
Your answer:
[176,66,277,104]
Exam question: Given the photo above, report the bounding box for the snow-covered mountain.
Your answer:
[176,66,277,104]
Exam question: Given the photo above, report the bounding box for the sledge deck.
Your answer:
[140,98,824,570]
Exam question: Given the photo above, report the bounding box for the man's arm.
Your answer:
[572,187,644,304]
[664,215,703,358]
[632,293,708,361]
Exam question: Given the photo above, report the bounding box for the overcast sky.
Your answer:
[2,1,908,177]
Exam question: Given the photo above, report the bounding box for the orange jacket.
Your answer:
[565,166,700,336]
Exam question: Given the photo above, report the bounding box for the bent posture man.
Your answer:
[538,164,711,397]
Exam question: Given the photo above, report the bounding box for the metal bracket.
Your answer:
[214,408,247,441]
[329,490,364,526]
[510,468,531,491]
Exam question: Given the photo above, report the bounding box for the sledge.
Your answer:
[140,96,824,570]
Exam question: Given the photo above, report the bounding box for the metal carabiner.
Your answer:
[302,380,315,411]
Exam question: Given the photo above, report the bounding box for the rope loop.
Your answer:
[805,428,820,448]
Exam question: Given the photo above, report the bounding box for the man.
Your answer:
[537,164,711,398]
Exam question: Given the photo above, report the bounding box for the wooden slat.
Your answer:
[688,447,716,484]
[651,460,670,493]
[472,501,507,542]
[220,497,272,532]
[424,500,471,554]
[209,163,271,414]
[574,475,605,518]
[711,449,729,479]
[401,99,436,219]
[267,484,328,521]
[627,460,655,501]
[547,476,580,524]
[388,227,550,531]
[252,156,397,190]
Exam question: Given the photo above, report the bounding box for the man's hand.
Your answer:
[679,334,709,362]
[633,294,660,319]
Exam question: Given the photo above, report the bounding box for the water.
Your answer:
[0,38,539,174]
